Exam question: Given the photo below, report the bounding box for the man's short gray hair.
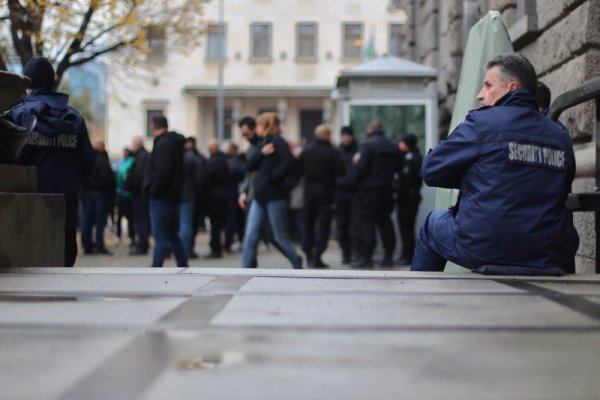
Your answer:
[486,53,537,95]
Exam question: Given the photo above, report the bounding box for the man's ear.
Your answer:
[508,81,520,92]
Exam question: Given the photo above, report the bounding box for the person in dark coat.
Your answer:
[10,57,96,267]
[145,115,187,268]
[224,142,246,251]
[299,124,345,268]
[395,134,423,265]
[205,138,232,258]
[242,112,302,269]
[179,137,206,258]
[352,120,401,269]
[81,139,116,255]
[126,136,151,255]
[335,126,359,265]
[412,53,579,276]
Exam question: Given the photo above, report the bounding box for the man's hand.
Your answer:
[238,192,248,210]
[262,143,275,156]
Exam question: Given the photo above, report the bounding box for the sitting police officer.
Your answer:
[10,57,96,267]
[412,53,579,276]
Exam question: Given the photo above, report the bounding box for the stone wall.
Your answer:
[401,0,600,272]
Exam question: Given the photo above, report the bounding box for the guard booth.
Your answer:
[332,54,438,154]
[332,55,438,257]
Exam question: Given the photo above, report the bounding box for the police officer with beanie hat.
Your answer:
[10,57,96,267]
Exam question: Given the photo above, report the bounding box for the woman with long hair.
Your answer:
[241,112,302,269]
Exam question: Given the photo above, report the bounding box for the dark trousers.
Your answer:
[150,198,187,268]
[355,187,396,262]
[208,198,227,256]
[65,227,77,267]
[132,193,150,252]
[116,194,136,243]
[397,194,422,261]
[224,196,239,249]
[303,196,333,259]
[81,190,110,252]
[336,194,357,261]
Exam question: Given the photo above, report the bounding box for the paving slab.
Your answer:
[0,268,599,399]
[0,273,216,295]
[139,329,600,400]
[0,330,133,400]
[212,292,598,328]
[238,276,524,294]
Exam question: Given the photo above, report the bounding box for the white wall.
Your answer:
[106,0,408,154]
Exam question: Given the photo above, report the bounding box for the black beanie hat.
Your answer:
[401,134,417,149]
[23,57,56,89]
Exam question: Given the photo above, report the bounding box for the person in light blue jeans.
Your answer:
[241,112,302,269]
[242,199,302,269]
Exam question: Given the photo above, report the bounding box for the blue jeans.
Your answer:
[81,190,110,252]
[150,198,188,268]
[178,200,195,257]
[411,210,479,272]
[242,200,302,269]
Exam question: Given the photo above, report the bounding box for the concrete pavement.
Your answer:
[0,266,600,399]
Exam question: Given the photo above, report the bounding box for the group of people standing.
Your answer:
[101,112,424,270]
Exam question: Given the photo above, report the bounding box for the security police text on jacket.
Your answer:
[415,81,579,275]
[11,66,96,231]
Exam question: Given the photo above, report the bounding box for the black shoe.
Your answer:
[203,253,222,259]
[130,248,148,256]
[305,253,314,269]
[396,257,412,266]
[188,253,199,260]
[379,258,394,268]
[350,259,373,269]
[313,258,329,269]
[97,248,112,255]
[83,249,95,255]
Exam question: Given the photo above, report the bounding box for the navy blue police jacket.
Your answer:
[422,89,579,274]
[10,89,96,229]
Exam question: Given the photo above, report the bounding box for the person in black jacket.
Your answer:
[10,57,96,267]
[352,120,401,269]
[241,112,302,269]
[126,136,151,255]
[396,134,423,265]
[205,138,232,258]
[299,124,345,268]
[145,116,187,268]
[81,139,115,255]
[179,137,206,258]
[335,126,359,265]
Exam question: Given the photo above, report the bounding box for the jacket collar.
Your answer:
[494,88,538,109]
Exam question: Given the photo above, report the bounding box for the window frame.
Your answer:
[206,23,228,61]
[341,22,364,60]
[295,22,318,61]
[388,22,404,57]
[250,22,273,61]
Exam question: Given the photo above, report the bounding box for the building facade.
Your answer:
[106,0,410,153]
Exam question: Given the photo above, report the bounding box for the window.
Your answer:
[296,23,317,60]
[147,26,166,62]
[145,109,164,138]
[206,24,227,60]
[251,23,272,60]
[342,23,363,59]
[389,23,404,57]
[214,108,233,140]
